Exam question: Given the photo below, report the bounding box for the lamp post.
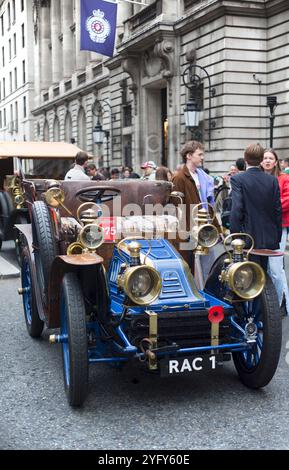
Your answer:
[266,96,278,148]
[182,63,215,149]
[92,99,113,168]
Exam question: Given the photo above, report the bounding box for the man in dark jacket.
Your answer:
[230,142,282,269]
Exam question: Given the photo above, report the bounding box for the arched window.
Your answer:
[77,107,87,150]
[53,116,60,141]
[43,120,49,141]
[65,112,72,142]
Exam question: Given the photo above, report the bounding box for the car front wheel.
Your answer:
[233,275,282,388]
[60,273,88,407]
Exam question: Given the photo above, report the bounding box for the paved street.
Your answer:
[1,241,289,450]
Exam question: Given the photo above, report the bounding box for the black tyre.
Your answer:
[3,191,14,216]
[21,247,44,338]
[215,185,230,225]
[31,201,58,307]
[0,191,10,244]
[233,275,282,388]
[60,273,88,407]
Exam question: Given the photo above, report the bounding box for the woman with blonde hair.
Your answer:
[261,148,289,315]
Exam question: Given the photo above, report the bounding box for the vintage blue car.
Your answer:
[18,180,282,406]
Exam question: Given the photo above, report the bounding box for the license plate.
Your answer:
[98,217,118,242]
[160,355,219,377]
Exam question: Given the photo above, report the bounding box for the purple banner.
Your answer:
[80,0,118,58]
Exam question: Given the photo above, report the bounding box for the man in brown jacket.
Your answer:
[172,140,217,271]
[173,140,215,230]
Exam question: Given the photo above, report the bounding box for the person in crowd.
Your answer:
[99,167,110,180]
[281,158,289,174]
[230,143,282,271]
[173,140,215,229]
[155,166,173,182]
[86,163,105,180]
[128,166,140,179]
[229,165,238,176]
[140,161,157,180]
[261,148,289,315]
[64,151,90,181]
[235,157,246,172]
[122,167,132,179]
[110,168,120,180]
[172,140,218,271]
[173,163,184,178]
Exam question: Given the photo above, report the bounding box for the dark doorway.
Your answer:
[0,157,13,190]
[161,88,168,167]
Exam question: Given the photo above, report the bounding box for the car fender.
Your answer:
[47,253,104,328]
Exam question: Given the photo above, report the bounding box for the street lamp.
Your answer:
[184,98,201,128]
[266,95,278,148]
[182,63,215,149]
[92,99,113,168]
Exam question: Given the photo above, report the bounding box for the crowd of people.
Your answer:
[64,153,175,182]
[65,141,289,317]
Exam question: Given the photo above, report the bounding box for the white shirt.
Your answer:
[64,164,90,181]
[190,170,201,198]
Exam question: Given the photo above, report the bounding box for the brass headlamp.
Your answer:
[67,203,104,254]
[220,233,265,300]
[7,176,25,209]
[191,204,219,255]
[44,188,104,255]
[117,237,162,306]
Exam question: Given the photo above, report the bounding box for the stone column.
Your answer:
[62,0,74,78]
[40,1,52,91]
[162,0,179,19]
[51,0,62,83]
[116,1,132,44]
[75,0,89,70]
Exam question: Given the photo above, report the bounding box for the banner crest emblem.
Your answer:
[86,9,111,44]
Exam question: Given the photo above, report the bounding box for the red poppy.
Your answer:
[208,306,224,324]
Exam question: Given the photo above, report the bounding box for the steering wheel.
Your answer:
[75,186,121,203]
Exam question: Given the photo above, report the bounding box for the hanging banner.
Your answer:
[80,0,118,58]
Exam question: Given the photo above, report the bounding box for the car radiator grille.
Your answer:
[126,310,234,349]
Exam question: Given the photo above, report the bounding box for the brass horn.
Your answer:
[67,242,84,255]
[44,187,73,217]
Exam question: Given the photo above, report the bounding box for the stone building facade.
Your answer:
[0,0,35,142]
[25,1,289,172]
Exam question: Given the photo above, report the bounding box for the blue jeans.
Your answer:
[268,227,289,313]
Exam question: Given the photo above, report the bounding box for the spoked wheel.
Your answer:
[233,275,282,388]
[61,273,88,407]
[31,201,58,308]
[21,247,44,338]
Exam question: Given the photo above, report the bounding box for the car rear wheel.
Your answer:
[0,192,9,246]
[31,201,58,307]
[233,275,282,388]
[21,247,44,338]
[61,273,88,407]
